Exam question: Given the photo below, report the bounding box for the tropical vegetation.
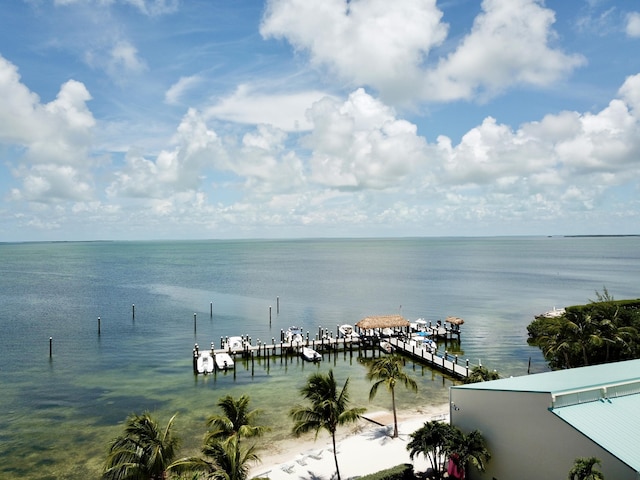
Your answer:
[407,420,490,480]
[568,457,604,480]
[104,395,267,480]
[364,354,418,438]
[527,289,640,369]
[171,394,266,480]
[205,394,268,442]
[103,411,181,480]
[463,365,500,384]
[290,369,366,480]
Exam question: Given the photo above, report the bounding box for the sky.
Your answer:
[1,0,640,241]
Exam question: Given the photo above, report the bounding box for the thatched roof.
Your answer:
[445,316,465,325]
[356,314,410,330]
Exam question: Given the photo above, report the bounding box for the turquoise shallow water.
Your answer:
[1,236,639,479]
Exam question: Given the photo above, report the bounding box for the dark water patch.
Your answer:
[83,397,170,426]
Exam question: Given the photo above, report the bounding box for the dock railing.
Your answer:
[388,337,470,379]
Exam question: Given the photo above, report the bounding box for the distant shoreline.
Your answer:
[561,234,640,238]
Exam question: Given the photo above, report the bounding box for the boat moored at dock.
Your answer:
[215,352,235,370]
[196,350,214,374]
[301,346,322,362]
[225,336,246,352]
[284,326,304,344]
[338,324,359,340]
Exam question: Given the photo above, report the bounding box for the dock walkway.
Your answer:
[387,337,470,378]
[194,331,472,379]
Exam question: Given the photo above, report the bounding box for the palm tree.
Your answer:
[408,422,490,480]
[365,354,418,438]
[567,310,604,366]
[171,395,265,480]
[170,435,261,480]
[463,365,500,384]
[206,394,267,443]
[568,457,604,480]
[103,411,180,480]
[290,369,365,480]
[407,420,454,478]
[449,428,490,478]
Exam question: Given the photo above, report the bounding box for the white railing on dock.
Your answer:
[388,337,470,378]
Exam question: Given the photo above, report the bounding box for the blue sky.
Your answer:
[1,0,640,241]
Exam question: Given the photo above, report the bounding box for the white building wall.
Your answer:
[449,388,636,480]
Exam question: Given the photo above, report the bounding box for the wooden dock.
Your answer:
[387,337,471,378]
[193,329,473,379]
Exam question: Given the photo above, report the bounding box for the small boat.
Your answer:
[284,326,304,344]
[535,307,566,319]
[225,336,245,352]
[411,318,428,332]
[338,324,359,340]
[381,327,394,337]
[197,351,214,374]
[409,336,437,353]
[301,346,322,362]
[215,352,235,370]
[379,341,394,354]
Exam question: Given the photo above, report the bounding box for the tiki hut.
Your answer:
[445,316,464,332]
[355,314,410,336]
[445,316,465,325]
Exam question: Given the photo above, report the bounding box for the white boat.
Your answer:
[225,336,245,352]
[338,324,359,340]
[536,307,566,319]
[301,346,322,362]
[379,341,394,354]
[410,336,437,353]
[215,352,235,370]
[284,326,304,344]
[196,351,214,374]
[411,318,428,332]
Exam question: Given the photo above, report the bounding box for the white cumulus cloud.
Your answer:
[626,12,640,37]
[261,0,584,104]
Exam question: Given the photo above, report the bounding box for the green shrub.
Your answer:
[358,463,416,480]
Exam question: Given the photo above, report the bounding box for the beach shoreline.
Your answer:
[249,403,449,480]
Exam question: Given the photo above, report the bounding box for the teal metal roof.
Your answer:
[552,393,640,471]
[452,359,640,472]
[453,359,640,394]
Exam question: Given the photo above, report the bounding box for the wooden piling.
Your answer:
[98,316,101,335]
[132,304,135,320]
[49,337,52,357]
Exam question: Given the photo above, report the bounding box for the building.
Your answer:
[449,359,640,479]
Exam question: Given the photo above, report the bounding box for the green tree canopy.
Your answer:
[528,293,640,369]
[568,456,604,480]
[364,354,418,438]
[463,365,500,384]
[290,369,365,480]
[103,412,180,480]
[170,435,260,480]
[206,394,267,443]
[407,421,490,480]
[170,395,265,480]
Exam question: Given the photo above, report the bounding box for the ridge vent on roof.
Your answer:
[551,379,640,409]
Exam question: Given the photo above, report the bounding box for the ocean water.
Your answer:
[0,236,638,479]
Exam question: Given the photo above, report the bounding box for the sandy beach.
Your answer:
[249,404,449,480]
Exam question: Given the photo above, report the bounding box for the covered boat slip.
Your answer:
[356,314,462,341]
